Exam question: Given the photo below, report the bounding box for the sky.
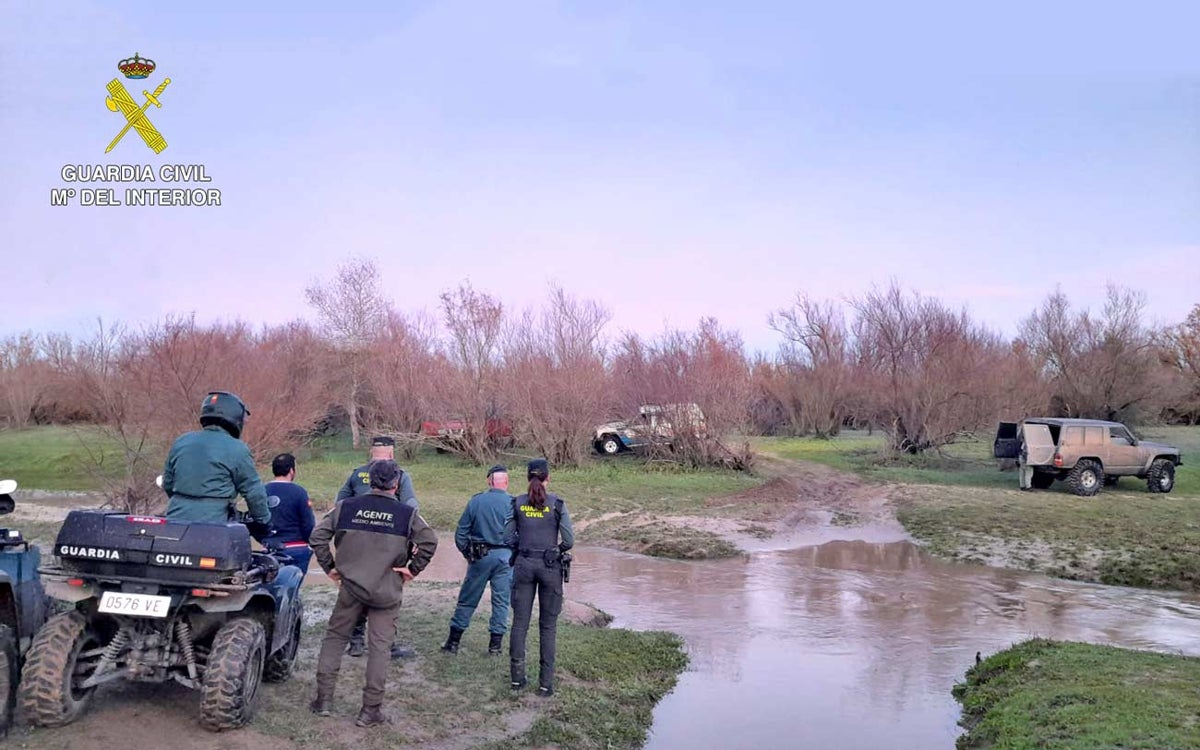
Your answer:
[1,1,1197,354]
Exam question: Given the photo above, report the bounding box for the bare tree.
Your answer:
[503,285,611,466]
[852,282,1008,454]
[1019,285,1163,423]
[305,256,390,448]
[769,294,854,438]
[435,281,506,463]
[1159,303,1200,424]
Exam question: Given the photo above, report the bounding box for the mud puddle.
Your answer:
[563,541,1200,750]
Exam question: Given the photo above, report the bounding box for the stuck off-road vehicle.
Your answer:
[594,403,707,456]
[994,418,1182,496]
[0,480,51,735]
[19,498,304,731]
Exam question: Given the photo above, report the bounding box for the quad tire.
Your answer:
[264,600,302,683]
[1147,459,1176,494]
[1030,472,1056,490]
[0,625,18,736]
[1066,460,1104,497]
[18,611,100,728]
[199,618,266,731]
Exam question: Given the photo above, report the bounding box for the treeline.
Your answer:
[1,258,1198,480]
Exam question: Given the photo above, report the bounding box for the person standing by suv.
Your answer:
[263,453,316,579]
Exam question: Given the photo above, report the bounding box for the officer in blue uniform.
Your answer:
[263,453,316,579]
[441,464,514,656]
[506,458,574,697]
[162,391,271,526]
[337,436,419,658]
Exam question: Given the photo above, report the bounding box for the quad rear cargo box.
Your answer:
[53,510,252,583]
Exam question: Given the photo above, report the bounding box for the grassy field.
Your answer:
[953,638,1200,750]
[0,426,763,531]
[757,426,1200,591]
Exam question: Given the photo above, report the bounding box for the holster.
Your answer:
[561,551,572,584]
[468,541,490,562]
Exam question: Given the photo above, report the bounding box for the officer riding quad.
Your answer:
[19,495,304,732]
[0,480,50,735]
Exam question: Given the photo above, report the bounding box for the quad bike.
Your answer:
[0,480,51,735]
[19,490,304,732]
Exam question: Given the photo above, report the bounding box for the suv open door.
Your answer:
[1023,422,1056,465]
[994,422,1020,459]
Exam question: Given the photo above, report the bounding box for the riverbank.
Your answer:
[7,581,686,750]
[954,638,1200,749]
[756,427,1200,592]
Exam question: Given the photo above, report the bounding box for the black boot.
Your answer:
[441,626,464,654]
[510,658,527,690]
[390,642,417,659]
[347,619,366,658]
[488,632,503,655]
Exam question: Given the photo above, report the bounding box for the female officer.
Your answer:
[506,458,574,696]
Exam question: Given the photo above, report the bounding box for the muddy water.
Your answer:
[556,540,1200,750]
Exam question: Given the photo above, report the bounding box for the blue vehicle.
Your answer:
[19,494,303,731]
[0,479,51,736]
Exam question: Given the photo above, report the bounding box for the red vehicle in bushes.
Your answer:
[421,417,514,452]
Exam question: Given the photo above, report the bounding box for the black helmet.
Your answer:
[199,391,249,438]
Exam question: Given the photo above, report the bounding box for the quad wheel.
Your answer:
[199,618,266,731]
[1066,459,1104,497]
[264,600,302,683]
[1147,459,1176,494]
[18,611,102,728]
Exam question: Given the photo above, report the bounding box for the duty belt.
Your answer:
[518,549,551,558]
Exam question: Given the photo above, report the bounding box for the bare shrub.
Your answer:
[503,285,611,466]
[0,333,51,428]
[852,282,1010,454]
[1019,285,1165,424]
[769,294,855,438]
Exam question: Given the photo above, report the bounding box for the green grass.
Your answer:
[754,426,1200,495]
[954,639,1200,749]
[0,425,763,532]
[0,426,124,490]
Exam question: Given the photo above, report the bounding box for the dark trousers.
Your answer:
[509,556,563,689]
[316,586,400,707]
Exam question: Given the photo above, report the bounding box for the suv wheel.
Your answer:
[1066,460,1104,497]
[597,436,622,456]
[1147,459,1176,494]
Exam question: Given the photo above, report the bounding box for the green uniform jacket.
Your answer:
[162,425,271,524]
[337,462,418,508]
[310,490,438,608]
